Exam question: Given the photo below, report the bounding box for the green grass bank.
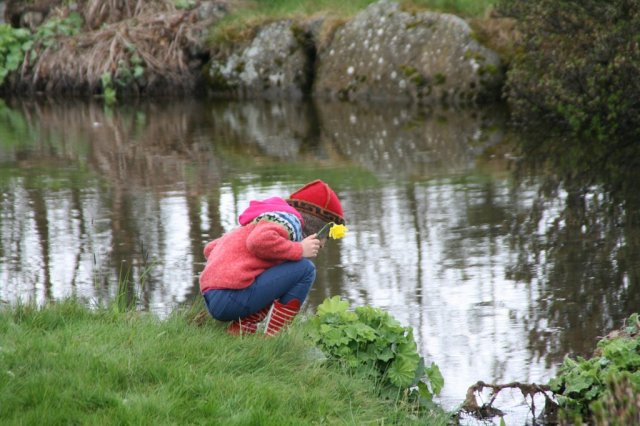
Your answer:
[0,300,450,425]
[230,0,497,19]
[211,0,502,47]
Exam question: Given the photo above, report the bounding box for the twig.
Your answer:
[462,380,557,421]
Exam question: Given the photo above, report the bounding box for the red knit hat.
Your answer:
[286,179,345,225]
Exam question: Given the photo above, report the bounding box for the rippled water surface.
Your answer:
[2,97,639,422]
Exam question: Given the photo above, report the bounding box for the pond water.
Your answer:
[2,97,639,423]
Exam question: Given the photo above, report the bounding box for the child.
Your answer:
[199,179,346,336]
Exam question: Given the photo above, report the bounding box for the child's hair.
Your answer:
[298,212,328,237]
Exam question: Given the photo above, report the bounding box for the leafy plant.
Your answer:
[498,0,640,141]
[32,11,83,47]
[548,313,640,423]
[0,12,83,88]
[174,0,197,9]
[100,73,117,106]
[98,43,146,104]
[0,25,31,86]
[307,296,444,405]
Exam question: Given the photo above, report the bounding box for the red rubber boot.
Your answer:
[264,299,301,336]
[227,306,270,336]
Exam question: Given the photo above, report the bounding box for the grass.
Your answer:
[211,0,498,46]
[241,0,496,19]
[0,299,450,425]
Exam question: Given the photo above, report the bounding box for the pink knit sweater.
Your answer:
[199,221,304,292]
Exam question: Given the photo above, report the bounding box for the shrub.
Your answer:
[307,296,444,407]
[0,12,83,89]
[548,313,640,424]
[498,0,640,141]
[0,25,31,86]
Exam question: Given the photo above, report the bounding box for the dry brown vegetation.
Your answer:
[469,16,521,66]
[10,0,229,96]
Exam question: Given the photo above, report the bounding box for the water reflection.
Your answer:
[317,102,505,178]
[1,97,639,421]
[507,133,640,367]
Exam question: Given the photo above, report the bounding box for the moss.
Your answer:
[233,60,245,74]
[468,17,520,65]
[400,64,418,78]
[400,64,429,88]
[479,63,498,76]
[206,65,235,92]
[405,19,422,30]
[434,73,446,85]
[290,23,313,49]
[464,49,487,62]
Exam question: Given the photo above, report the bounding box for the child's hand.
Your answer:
[301,234,321,258]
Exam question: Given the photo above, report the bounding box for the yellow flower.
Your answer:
[328,223,348,239]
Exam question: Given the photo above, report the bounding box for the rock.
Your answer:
[207,20,315,100]
[196,0,228,21]
[313,0,504,106]
[3,0,62,29]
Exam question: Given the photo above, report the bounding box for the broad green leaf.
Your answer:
[564,374,593,395]
[375,346,394,362]
[21,40,33,52]
[396,336,420,364]
[14,28,31,39]
[133,65,144,79]
[101,72,112,87]
[425,362,445,395]
[584,385,601,401]
[387,358,417,388]
[317,296,350,316]
[6,50,22,71]
[319,324,350,347]
[104,87,117,106]
[548,376,564,392]
[417,381,433,402]
[601,338,640,368]
[66,12,84,29]
[352,322,376,341]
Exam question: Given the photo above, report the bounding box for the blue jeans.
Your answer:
[203,259,316,321]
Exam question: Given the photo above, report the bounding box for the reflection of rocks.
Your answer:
[314,0,503,106]
[212,100,314,160]
[316,101,506,177]
[12,98,506,183]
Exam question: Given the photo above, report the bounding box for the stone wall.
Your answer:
[207,0,504,106]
